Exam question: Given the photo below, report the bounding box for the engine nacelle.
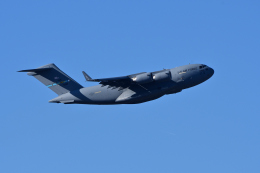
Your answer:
[132,73,153,84]
[153,71,171,82]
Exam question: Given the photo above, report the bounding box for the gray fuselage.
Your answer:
[49,64,214,105]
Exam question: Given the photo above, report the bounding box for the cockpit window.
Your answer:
[199,65,207,69]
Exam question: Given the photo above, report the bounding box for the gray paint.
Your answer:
[18,63,214,105]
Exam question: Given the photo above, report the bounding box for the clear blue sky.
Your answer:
[1,1,260,172]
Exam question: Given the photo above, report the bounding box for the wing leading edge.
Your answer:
[82,71,147,90]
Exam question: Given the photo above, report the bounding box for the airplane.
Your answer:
[18,63,214,105]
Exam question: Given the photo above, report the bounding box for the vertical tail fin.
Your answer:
[18,63,83,95]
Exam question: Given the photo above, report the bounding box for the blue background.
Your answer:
[1,1,259,172]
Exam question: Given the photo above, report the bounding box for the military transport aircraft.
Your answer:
[18,63,214,105]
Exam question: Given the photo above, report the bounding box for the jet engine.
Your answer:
[153,71,171,82]
[132,71,172,84]
[132,73,153,84]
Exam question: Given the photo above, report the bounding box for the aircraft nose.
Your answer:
[209,67,214,77]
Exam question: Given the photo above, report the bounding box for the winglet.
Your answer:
[82,71,93,81]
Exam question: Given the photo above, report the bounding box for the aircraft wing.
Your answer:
[82,71,146,90]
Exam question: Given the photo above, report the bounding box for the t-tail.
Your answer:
[18,63,83,95]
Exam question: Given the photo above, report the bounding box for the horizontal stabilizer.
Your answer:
[18,68,51,73]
